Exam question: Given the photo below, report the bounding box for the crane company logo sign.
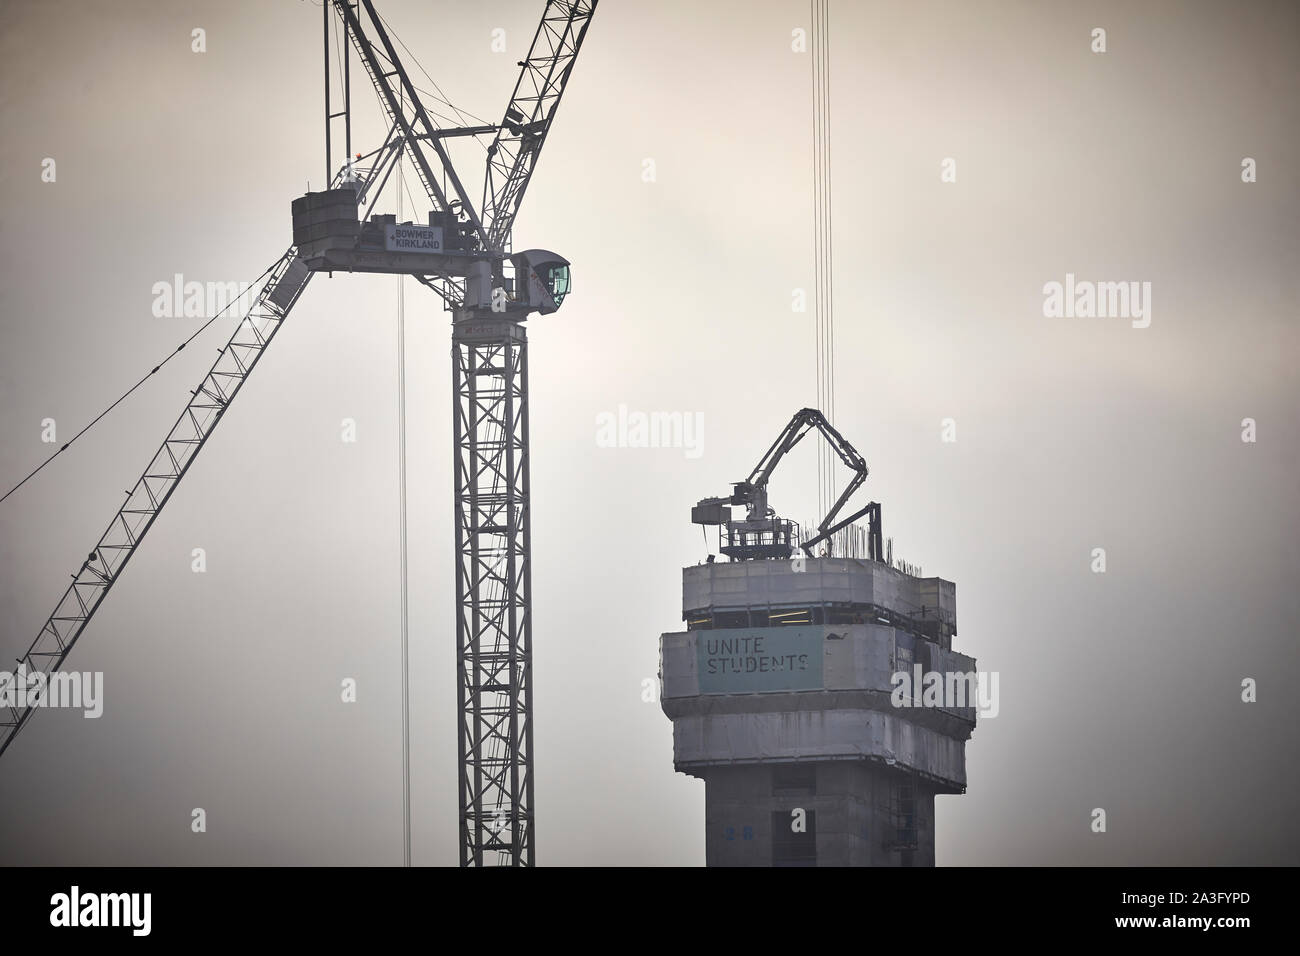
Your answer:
[49,886,151,937]
[458,320,514,338]
[697,627,823,694]
[385,223,443,252]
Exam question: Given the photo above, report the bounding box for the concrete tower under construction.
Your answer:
[660,409,978,867]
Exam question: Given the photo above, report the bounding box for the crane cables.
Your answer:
[396,98,413,869]
[811,0,836,522]
[0,260,279,507]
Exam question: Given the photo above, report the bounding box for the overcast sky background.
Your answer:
[1,0,1297,865]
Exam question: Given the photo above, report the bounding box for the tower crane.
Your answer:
[0,0,599,869]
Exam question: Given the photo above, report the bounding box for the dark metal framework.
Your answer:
[692,407,882,561]
[452,318,532,866]
[3,3,597,875]
[482,1,597,253]
[0,155,397,758]
[0,251,307,753]
[327,0,597,866]
[747,408,869,555]
[337,0,489,249]
[803,500,882,561]
[722,517,799,561]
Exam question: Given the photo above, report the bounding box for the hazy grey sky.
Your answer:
[1,0,1297,865]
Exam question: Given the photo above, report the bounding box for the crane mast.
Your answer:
[307,0,599,866]
[450,0,595,871]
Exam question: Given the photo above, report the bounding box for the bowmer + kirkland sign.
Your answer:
[384,223,443,252]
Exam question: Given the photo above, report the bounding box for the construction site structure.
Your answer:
[662,410,977,866]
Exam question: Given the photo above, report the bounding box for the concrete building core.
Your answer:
[660,556,978,866]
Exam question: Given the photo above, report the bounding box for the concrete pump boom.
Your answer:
[692,408,882,561]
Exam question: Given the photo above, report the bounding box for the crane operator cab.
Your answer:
[462,249,570,317]
[510,249,571,316]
